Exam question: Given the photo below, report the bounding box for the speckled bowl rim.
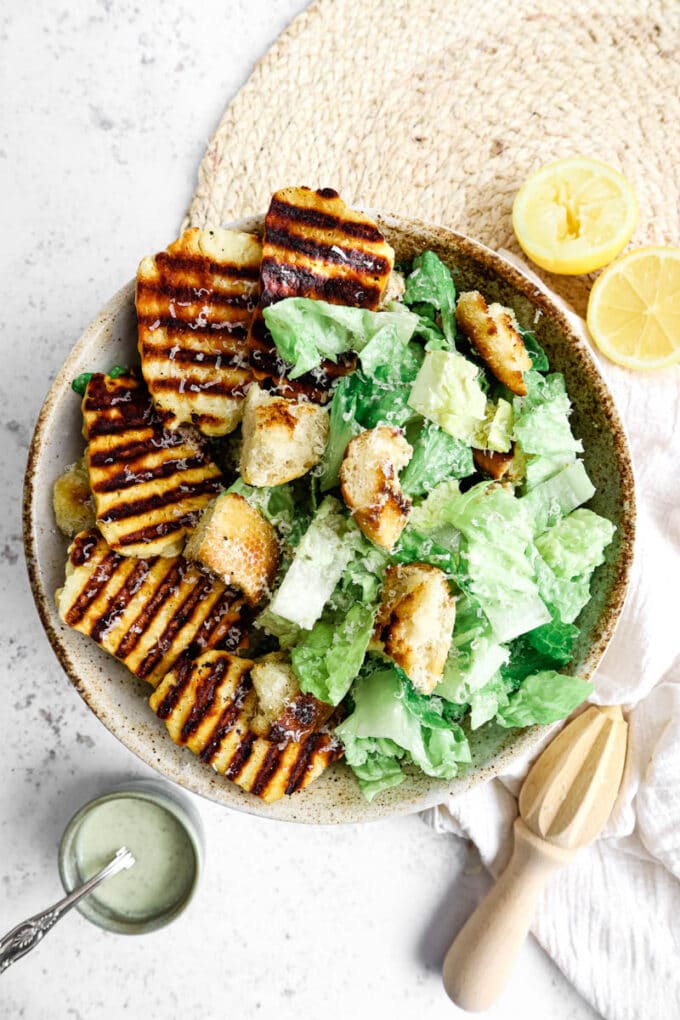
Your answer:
[23,212,635,825]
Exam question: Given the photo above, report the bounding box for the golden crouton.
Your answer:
[339,427,412,550]
[52,458,95,537]
[249,652,334,741]
[184,492,279,606]
[455,291,532,396]
[374,563,456,694]
[239,383,329,487]
[149,649,342,803]
[136,227,260,436]
[473,444,526,483]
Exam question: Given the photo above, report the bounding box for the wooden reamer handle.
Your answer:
[442,817,575,1012]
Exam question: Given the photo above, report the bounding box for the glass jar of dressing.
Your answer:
[58,779,203,934]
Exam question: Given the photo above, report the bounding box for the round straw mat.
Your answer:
[185,0,680,317]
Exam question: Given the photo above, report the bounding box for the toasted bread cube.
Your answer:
[455,291,532,396]
[53,458,95,537]
[250,653,300,735]
[184,492,279,606]
[339,427,412,550]
[250,652,335,740]
[239,383,329,487]
[374,563,456,694]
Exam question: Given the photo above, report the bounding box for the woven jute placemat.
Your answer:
[185,0,679,316]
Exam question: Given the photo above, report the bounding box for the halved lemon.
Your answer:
[512,157,638,275]
[587,246,680,370]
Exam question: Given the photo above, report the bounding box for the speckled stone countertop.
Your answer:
[0,3,599,1017]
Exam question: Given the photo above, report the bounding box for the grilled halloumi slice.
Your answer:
[56,530,249,687]
[82,372,223,558]
[249,187,394,401]
[137,228,261,435]
[150,650,342,803]
[339,426,413,550]
[260,186,395,309]
[374,563,456,694]
[455,291,532,396]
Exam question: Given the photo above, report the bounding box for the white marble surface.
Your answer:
[0,3,601,1017]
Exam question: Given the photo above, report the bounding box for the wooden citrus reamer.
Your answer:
[442,704,628,1012]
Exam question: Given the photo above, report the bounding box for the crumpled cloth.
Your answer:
[424,252,680,1020]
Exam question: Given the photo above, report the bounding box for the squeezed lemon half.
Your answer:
[512,157,638,275]
[587,246,680,370]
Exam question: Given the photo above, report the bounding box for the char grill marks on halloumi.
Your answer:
[83,372,222,558]
[56,531,250,687]
[149,650,343,802]
[136,228,261,435]
[248,187,395,402]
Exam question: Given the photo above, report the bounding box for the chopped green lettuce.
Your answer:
[292,602,376,705]
[513,373,583,458]
[255,606,304,650]
[525,620,578,664]
[469,674,512,729]
[318,377,362,492]
[535,509,616,580]
[533,508,615,624]
[268,497,355,629]
[432,481,550,642]
[403,251,457,347]
[289,533,388,705]
[496,670,592,727]
[474,398,514,453]
[392,528,460,579]
[408,350,487,442]
[520,331,549,372]
[336,665,471,799]
[524,453,574,491]
[521,460,596,535]
[437,633,510,704]
[401,420,474,497]
[262,297,417,378]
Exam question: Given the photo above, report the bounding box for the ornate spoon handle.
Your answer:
[0,847,135,974]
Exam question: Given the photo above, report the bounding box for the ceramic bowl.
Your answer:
[23,213,635,824]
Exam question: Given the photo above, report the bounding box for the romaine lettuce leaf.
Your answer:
[437,634,510,704]
[434,481,550,642]
[521,460,596,535]
[403,251,457,347]
[535,509,615,579]
[392,528,461,580]
[348,748,406,801]
[525,620,578,664]
[254,606,305,650]
[474,398,514,453]
[496,670,592,727]
[408,350,487,442]
[336,665,471,798]
[318,376,362,492]
[291,602,376,705]
[513,373,583,457]
[469,674,512,729]
[520,331,549,372]
[523,453,574,491]
[532,508,615,625]
[400,420,474,497]
[262,297,418,378]
[268,497,356,629]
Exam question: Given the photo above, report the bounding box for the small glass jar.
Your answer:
[58,779,204,935]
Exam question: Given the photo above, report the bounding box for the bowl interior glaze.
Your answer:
[23,214,635,824]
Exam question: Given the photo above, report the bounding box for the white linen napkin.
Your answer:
[424,252,680,1020]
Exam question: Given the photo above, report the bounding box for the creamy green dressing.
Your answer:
[74,796,196,922]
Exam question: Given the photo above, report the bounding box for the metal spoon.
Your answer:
[0,846,135,973]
